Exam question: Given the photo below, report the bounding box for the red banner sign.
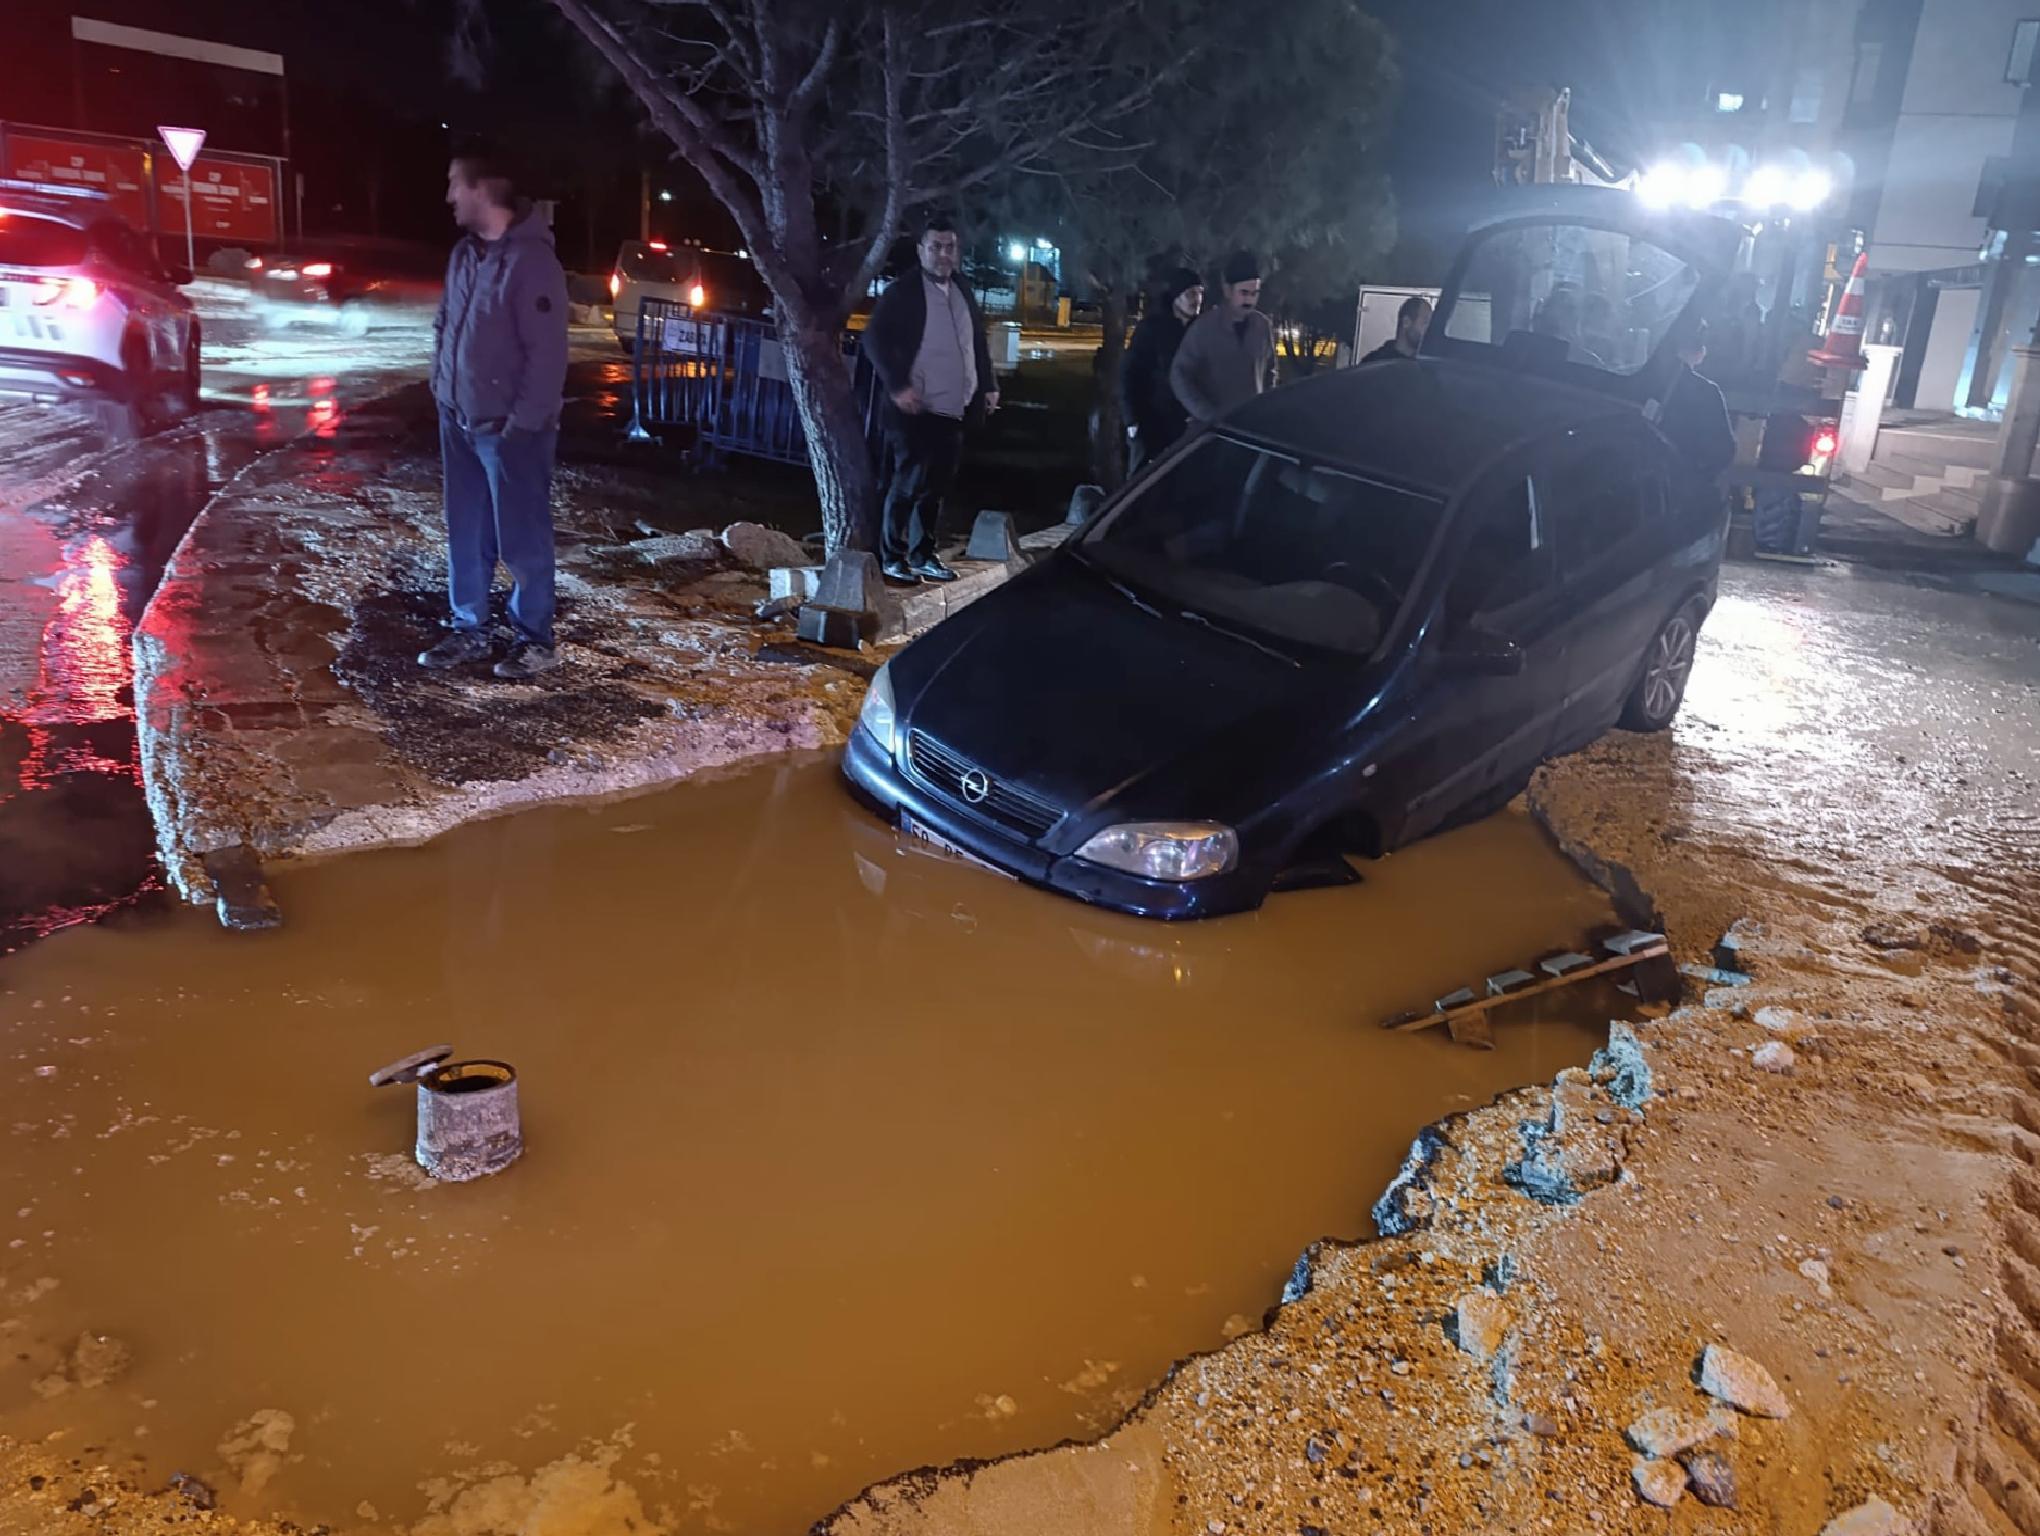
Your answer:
[153,152,279,244]
[2,131,151,230]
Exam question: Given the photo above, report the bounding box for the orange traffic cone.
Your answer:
[1807,250,1870,370]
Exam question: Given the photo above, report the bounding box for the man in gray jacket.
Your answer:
[420,149,570,679]
[1170,250,1276,427]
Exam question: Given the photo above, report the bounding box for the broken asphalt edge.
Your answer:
[128,374,433,917]
[129,417,1067,915]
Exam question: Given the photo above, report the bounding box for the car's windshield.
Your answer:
[1442,222,1698,376]
[1080,436,1444,657]
[0,215,88,269]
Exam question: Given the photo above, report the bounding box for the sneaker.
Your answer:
[912,559,960,583]
[492,642,560,680]
[880,559,922,586]
[417,629,493,669]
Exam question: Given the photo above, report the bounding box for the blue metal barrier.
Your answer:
[628,298,889,476]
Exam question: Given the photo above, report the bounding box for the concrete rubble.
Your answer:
[1698,1343,1792,1418]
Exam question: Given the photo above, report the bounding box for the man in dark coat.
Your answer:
[858,217,999,584]
[1657,319,1737,521]
[1120,267,1204,472]
[1360,294,1431,364]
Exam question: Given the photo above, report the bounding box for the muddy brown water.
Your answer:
[0,756,1618,1533]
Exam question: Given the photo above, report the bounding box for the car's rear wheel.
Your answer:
[339,301,372,338]
[1620,598,1703,732]
[93,333,151,444]
[179,325,203,414]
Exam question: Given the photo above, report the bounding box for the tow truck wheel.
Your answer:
[1620,598,1703,733]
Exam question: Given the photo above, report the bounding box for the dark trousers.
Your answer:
[440,412,558,647]
[881,411,965,567]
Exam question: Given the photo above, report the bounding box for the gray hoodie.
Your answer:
[430,207,569,433]
[1170,303,1276,424]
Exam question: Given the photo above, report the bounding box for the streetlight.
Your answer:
[658,189,673,203]
[1007,241,1026,264]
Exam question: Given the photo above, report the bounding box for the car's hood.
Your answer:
[894,559,1356,822]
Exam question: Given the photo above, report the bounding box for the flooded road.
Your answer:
[0,757,1617,1534]
[0,306,457,954]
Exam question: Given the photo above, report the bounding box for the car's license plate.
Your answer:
[900,815,1014,879]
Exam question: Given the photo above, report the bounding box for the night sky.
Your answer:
[5,0,1772,276]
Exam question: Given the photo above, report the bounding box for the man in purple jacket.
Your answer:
[419,149,569,680]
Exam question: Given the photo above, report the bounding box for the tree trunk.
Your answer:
[780,317,880,556]
[1092,287,1129,489]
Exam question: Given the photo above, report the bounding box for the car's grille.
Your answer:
[906,731,1061,840]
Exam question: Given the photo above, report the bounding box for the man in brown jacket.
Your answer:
[1170,250,1276,427]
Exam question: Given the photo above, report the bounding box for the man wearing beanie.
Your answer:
[1170,249,1276,427]
[1120,266,1204,471]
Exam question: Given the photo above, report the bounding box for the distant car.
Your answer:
[248,236,444,335]
[843,188,1740,920]
[610,239,769,350]
[0,180,199,438]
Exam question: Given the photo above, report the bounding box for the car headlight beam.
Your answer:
[1074,822,1238,881]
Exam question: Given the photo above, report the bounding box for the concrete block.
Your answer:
[796,606,863,649]
[202,845,282,931]
[768,565,825,602]
[964,510,1024,565]
[812,551,885,614]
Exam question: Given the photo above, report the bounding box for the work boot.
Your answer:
[912,558,959,583]
[881,559,922,586]
[493,642,560,680]
[417,629,493,669]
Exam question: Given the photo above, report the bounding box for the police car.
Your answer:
[0,180,201,439]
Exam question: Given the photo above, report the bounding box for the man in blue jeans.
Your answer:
[419,148,569,679]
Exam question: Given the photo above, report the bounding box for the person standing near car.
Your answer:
[1360,294,1431,363]
[1121,266,1203,471]
[860,217,1000,586]
[419,147,569,680]
[1170,250,1275,427]
[1657,319,1737,499]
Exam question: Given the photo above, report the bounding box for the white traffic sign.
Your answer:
[158,126,206,172]
[157,126,207,279]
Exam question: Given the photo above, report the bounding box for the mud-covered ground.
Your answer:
[6,551,2037,1536]
[813,562,2040,1536]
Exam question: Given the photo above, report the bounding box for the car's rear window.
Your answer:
[0,215,88,269]
[1082,437,1444,657]
[1442,222,1698,376]
[621,246,762,298]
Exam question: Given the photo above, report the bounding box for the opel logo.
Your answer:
[959,768,992,804]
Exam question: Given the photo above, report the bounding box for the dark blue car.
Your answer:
[843,190,1741,919]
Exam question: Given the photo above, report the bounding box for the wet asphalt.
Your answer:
[2,289,2034,958]
[0,293,438,954]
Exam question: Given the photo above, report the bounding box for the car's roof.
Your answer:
[1221,356,1636,496]
[0,183,112,230]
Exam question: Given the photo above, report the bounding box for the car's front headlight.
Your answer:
[1074,822,1238,881]
[858,663,898,755]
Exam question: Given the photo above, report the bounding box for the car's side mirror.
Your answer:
[1441,627,1524,676]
